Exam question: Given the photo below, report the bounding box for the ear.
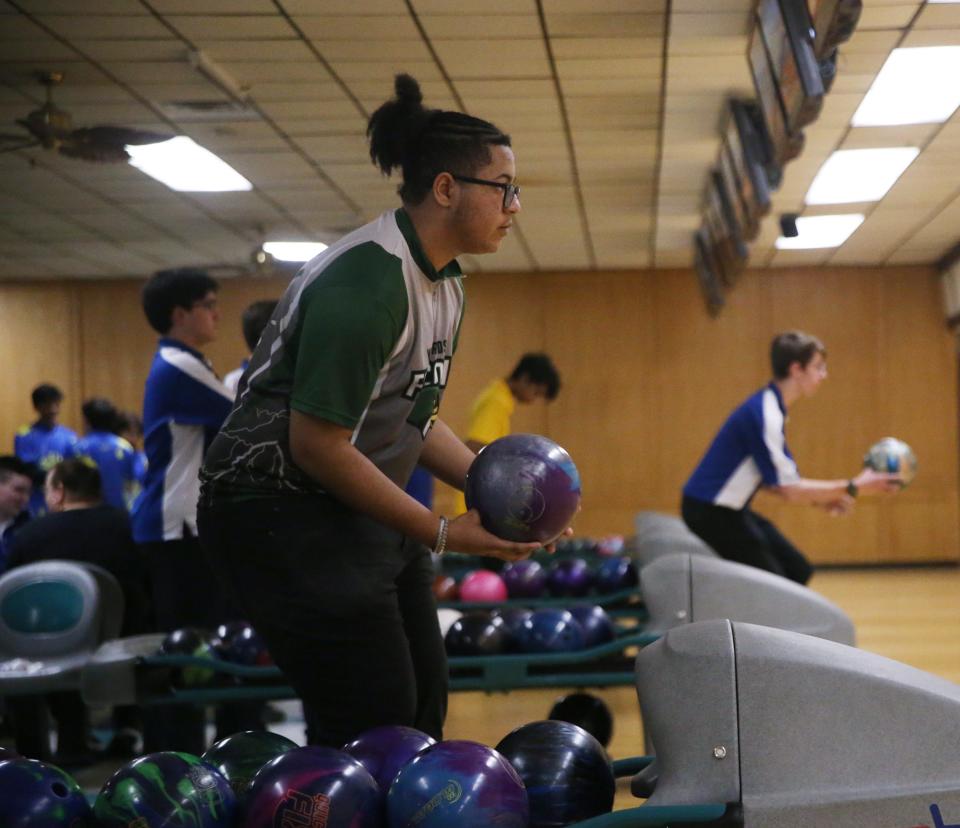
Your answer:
[433,172,457,208]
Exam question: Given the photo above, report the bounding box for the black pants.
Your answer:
[681,496,813,585]
[140,536,262,754]
[198,494,447,748]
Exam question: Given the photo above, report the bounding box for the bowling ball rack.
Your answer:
[82,622,660,707]
[436,585,647,621]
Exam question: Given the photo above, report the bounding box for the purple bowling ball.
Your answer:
[242,746,381,828]
[516,608,586,653]
[343,725,436,794]
[546,557,594,598]
[387,740,528,828]
[464,434,581,544]
[568,604,616,648]
[501,559,548,598]
[595,555,639,594]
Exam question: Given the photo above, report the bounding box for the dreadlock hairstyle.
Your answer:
[367,74,511,205]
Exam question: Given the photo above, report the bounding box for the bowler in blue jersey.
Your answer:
[14,383,78,516]
[682,331,901,583]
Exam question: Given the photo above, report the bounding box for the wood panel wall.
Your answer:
[0,264,955,564]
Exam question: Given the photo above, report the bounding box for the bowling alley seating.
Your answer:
[0,559,123,695]
[623,620,960,827]
[631,510,718,568]
[641,552,855,645]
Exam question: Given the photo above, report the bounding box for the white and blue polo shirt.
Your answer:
[132,338,233,543]
[683,383,800,510]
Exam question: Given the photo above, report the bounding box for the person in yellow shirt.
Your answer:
[454,353,561,514]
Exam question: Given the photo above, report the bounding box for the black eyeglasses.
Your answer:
[452,175,520,210]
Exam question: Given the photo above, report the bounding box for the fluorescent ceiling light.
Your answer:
[805,147,919,205]
[127,136,252,192]
[853,46,960,126]
[776,214,864,249]
[263,241,328,262]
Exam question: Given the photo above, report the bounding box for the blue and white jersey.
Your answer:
[75,430,138,511]
[14,422,78,515]
[683,383,800,510]
[131,338,233,543]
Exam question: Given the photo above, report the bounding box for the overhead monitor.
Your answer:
[748,15,805,171]
[756,0,825,132]
[808,0,863,58]
[694,228,726,317]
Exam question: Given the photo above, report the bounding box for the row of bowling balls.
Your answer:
[0,718,615,828]
[158,621,273,686]
[549,534,626,558]
[441,605,617,656]
[435,555,639,603]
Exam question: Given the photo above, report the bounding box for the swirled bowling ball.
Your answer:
[465,434,580,544]
[94,751,236,828]
[201,730,298,803]
[496,720,615,827]
[0,757,92,828]
[342,724,436,793]
[387,740,528,828]
[242,746,381,828]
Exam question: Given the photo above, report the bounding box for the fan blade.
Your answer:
[70,126,174,147]
[58,142,130,163]
[0,138,39,154]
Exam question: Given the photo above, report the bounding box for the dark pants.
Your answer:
[681,496,814,585]
[7,692,88,761]
[198,494,448,748]
[140,536,262,754]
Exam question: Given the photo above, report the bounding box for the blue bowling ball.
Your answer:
[388,740,528,827]
[568,604,615,648]
[595,555,639,593]
[515,608,586,653]
[496,720,615,827]
[0,757,93,828]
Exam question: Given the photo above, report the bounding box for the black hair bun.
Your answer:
[394,73,423,106]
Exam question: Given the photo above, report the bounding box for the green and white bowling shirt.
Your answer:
[200,208,465,498]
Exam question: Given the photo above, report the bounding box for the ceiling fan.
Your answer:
[0,71,174,163]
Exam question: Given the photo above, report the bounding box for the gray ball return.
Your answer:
[566,619,960,827]
[641,553,855,645]
[631,511,718,568]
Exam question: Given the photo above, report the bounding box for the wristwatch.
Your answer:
[846,479,859,498]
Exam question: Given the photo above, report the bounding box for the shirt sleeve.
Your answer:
[155,349,234,430]
[290,285,406,428]
[744,392,800,486]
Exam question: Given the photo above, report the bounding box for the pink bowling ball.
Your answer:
[458,570,508,603]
